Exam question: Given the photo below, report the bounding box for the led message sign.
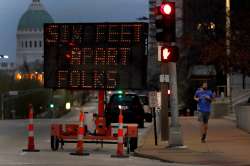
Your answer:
[44,23,148,89]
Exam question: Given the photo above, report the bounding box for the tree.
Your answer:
[199,10,250,89]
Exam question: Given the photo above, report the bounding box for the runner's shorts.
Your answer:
[198,111,210,124]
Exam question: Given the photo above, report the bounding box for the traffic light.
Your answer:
[155,1,176,42]
[161,46,178,62]
[49,103,54,109]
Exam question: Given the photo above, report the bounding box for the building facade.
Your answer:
[16,0,54,72]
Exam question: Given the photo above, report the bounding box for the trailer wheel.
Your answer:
[51,136,59,151]
[129,137,138,152]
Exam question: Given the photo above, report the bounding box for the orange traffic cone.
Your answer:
[111,109,129,158]
[23,104,40,152]
[70,111,89,156]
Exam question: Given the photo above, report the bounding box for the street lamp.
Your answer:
[225,0,231,98]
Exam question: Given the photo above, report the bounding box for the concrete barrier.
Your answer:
[235,104,250,133]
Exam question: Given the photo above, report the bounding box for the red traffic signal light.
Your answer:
[155,1,176,42]
[160,3,173,15]
[161,46,178,63]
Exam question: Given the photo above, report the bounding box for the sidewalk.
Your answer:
[135,117,250,166]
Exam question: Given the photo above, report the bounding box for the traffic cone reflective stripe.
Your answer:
[28,130,34,137]
[70,111,89,156]
[28,124,34,131]
[23,104,39,152]
[117,128,124,155]
[111,109,129,158]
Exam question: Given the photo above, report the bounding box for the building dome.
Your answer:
[16,0,54,70]
[17,0,54,31]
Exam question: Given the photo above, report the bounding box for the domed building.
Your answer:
[16,0,54,72]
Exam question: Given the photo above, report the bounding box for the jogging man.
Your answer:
[194,82,213,143]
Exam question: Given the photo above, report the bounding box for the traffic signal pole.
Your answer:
[160,60,169,140]
[155,0,183,146]
[168,62,183,147]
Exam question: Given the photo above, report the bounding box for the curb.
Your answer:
[133,151,175,163]
[134,151,212,166]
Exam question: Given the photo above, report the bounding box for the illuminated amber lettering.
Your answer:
[108,25,120,42]
[106,71,118,89]
[69,71,81,88]
[119,48,129,65]
[57,70,68,88]
[96,25,107,42]
[95,48,106,65]
[60,25,70,43]
[82,48,93,64]
[71,48,81,65]
[133,24,141,42]
[106,48,118,65]
[45,25,59,43]
[93,71,105,88]
[82,71,93,88]
[121,25,132,42]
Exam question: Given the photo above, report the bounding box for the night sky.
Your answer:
[0,0,148,61]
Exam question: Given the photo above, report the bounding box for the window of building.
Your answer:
[39,41,42,47]
[30,41,32,48]
[25,41,28,48]
[34,41,37,48]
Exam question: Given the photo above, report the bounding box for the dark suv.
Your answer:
[104,93,145,128]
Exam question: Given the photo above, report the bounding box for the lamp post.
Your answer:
[225,0,231,97]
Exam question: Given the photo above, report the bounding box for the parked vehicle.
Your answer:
[105,93,145,128]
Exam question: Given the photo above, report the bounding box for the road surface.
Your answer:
[0,100,200,166]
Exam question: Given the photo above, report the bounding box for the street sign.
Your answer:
[157,92,161,108]
[44,23,148,90]
[149,91,158,108]
[160,74,170,83]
